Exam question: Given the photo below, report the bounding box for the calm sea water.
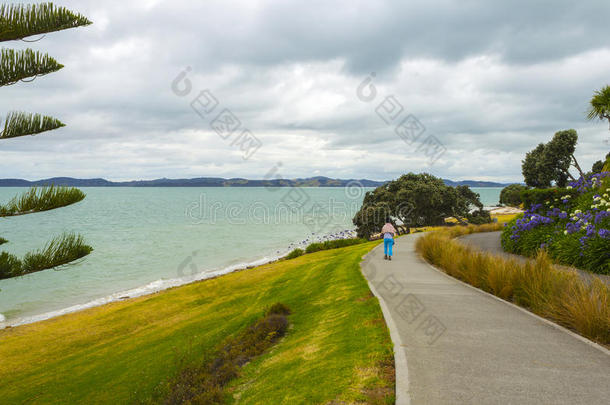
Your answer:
[0,186,500,325]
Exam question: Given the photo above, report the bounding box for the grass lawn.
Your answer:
[0,241,394,404]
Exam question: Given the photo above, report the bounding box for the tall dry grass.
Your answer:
[416,226,610,346]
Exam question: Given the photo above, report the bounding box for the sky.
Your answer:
[1,0,609,183]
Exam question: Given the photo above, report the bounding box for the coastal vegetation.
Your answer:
[0,241,394,404]
[0,3,92,278]
[502,169,610,274]
[352,173,490,238]
[416,224,610,346]
[499,184,527,207]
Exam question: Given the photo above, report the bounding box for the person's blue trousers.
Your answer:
[384,238,394,256]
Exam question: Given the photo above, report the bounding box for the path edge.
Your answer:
[361,246,411,405]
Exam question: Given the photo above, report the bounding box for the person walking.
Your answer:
[381,219,397,260]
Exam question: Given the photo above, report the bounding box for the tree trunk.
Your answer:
[571,154,585,178]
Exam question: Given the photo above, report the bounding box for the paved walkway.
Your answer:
[361,234,610,405]
[458,231,610,285]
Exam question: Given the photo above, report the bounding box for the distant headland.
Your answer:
[0,176,514,188]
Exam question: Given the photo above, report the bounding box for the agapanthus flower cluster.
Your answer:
[510,172,610,250]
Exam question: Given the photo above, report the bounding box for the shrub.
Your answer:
[285,248,304,259]
[520,187,578,209]
[502,171,610,274]
[466,209,492,225]
[499,184,528,206]
[304,238,367,254]
[267,302,291,316]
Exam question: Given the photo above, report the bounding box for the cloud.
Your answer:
[1,0,609,183]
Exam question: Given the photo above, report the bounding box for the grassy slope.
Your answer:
[0,241,393,404]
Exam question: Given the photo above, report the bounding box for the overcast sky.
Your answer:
[1,0,609,182]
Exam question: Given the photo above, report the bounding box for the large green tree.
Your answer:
[521,129,584,188]
[352,173,488,239]
[0,3,92,280]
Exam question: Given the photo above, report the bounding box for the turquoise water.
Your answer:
[0,186,501,325]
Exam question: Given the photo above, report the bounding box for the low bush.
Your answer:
[285,248,304,259]
[417,227,610,345]
[500,184,528,206]
[162,304,291,404]
[304,238,367,254]
[520,187,578,209]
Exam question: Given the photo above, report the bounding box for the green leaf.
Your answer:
[0,3,92,42]
[1,48,63,86]
[0,111,65,139]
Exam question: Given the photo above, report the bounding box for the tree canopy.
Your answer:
[521,129,584,188]
[0,2,92,280]
[352,173,489,239]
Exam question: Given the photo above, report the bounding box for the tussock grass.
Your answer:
[0,232,92,280]
[0,185,85,216]
[416,226,610,345]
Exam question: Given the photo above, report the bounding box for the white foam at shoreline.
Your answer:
[0,230,357,329]
[0,255,277,329]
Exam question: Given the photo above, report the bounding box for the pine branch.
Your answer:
[0,111,65,139]
[1,48,63,86]
[0,3,92,42]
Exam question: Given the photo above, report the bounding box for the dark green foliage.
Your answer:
[163,305,290,404]
[0,237,7,245]
[0,185,84,216]
[0,48,63,86]
[500,184,528,206]
[353,173,485,238]
[0,252,21,279]
[304,238,367,254]
[466,209,492,225]
[522,130,583,188]
[0,3,92,42]
[592,160,604,174]
[0,111,65,139]
[520,187,578,208]
[285,248,304,259]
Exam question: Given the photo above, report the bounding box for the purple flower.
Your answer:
[598,229,610,239]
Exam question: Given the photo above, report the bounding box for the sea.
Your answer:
[0,186,501,326]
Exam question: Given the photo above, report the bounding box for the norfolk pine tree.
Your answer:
[0,3,92,280]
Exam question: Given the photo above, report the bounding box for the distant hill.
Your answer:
[0,176,513,188]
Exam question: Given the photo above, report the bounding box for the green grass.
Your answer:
[0,185,85,216]
[0,241,394,404]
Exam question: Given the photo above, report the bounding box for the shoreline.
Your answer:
[0,229,357,329]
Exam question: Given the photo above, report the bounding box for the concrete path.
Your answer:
[361,234,610,405]
[458,231,610,285]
